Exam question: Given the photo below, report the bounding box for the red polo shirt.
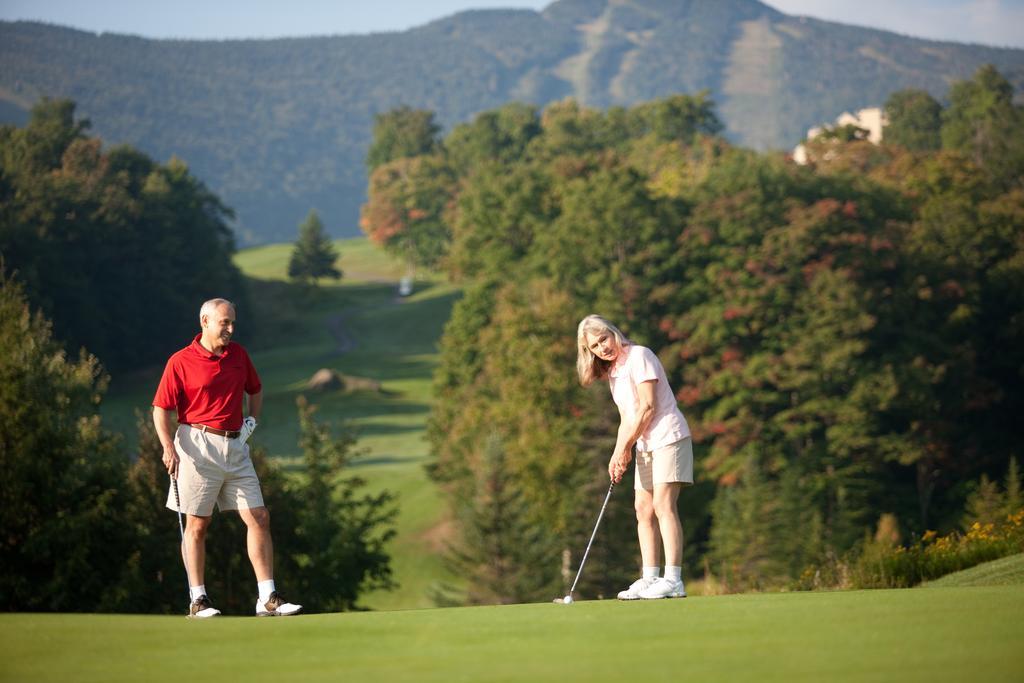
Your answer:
[152,334,262,431]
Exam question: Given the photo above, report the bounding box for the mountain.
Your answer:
[2,0,1022,244]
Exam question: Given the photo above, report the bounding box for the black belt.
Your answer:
[191,423,241,439]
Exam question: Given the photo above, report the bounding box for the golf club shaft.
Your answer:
[569,482,615,596]
[171,475,191,597]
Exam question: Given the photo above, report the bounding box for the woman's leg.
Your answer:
[652,482,683,566]
[635,488,660,568]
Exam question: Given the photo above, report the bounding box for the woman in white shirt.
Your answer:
[576,314,693,599]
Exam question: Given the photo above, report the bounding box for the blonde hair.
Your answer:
[576,314,629,387]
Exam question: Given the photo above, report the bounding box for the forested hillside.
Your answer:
[363,65,1024,599]
[2,0,1022,243]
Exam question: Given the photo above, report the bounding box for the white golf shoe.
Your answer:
[188,595,221,618]
[256,591,302,616]
[639,577,686,599]
[617,577,657,600]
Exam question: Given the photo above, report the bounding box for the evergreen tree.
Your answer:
[962,457,1024,530]
[1004,457,1021,517]
[0,271,131,611]
[963,474,1004,529]
[436,434,561,605]
[707,458,785,591]
[115,409,187,614]
[290,397,396,611]
[288,209,341,285]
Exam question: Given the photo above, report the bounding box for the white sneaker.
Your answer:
[188,595,221,618]
[639,577,686,599]
[617,577,656,600]
[256,591,302,616]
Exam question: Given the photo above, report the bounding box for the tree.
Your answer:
[115,411,300,615]
[0,271,131,611]
[288,209,341,285]
[436,434,561,605]
[360,154,455,269]
[445,103,542,174]
[114,409,190,614]
[708,457,785,591]
[446,160,552,282]
[290,397,397,611]
[962,458,1023,530]
[365,106,441,171]
[627,91,723,143]
[417,88,1024,592]
[0,98,245,371]
[941,64,1024,184]
[884,89,942,151]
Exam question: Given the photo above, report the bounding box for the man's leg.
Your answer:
[184,514,212,587]
[238,505,302,615]
[237,505,273,581]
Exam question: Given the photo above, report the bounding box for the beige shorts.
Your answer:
[634,438,694,491]
[165,424,264,516]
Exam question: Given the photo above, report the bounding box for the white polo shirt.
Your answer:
[609,344,690,452]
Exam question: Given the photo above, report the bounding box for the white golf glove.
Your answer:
[238,416,258,446]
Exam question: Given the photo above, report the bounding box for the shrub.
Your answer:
[797,509,1024,590]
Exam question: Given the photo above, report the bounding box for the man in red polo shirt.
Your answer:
[153,298,301,618]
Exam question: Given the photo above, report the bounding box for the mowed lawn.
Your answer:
[4,586,1022,683]
[924,552,1024,588]
[102,238,459,610]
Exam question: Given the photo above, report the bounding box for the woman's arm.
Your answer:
[609,379,658,482]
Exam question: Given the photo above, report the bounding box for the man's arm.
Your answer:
[247,389,263,422]
[153,405,179,476]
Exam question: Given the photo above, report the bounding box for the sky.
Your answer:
[0,0,1022,48]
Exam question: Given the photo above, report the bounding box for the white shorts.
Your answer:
[634,438,694,491]
[166,424,264,516]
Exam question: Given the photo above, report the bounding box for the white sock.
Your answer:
[642,566,660,580]
[664,565,683,583]
[189,585,207,601]
[258,579,276,603]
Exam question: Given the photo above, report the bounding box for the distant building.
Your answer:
[792,107,887,165]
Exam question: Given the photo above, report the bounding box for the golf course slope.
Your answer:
[4,586,1022,682]
[924,552,1024,588]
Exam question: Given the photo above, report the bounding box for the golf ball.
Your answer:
[563,595,574,604]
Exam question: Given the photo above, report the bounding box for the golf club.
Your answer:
[171,474,192,607]
[558,481,615,605]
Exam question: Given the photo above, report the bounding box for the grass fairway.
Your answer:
[4,587,1022,682]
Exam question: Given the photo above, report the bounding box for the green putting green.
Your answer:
[4,587,1022,682]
